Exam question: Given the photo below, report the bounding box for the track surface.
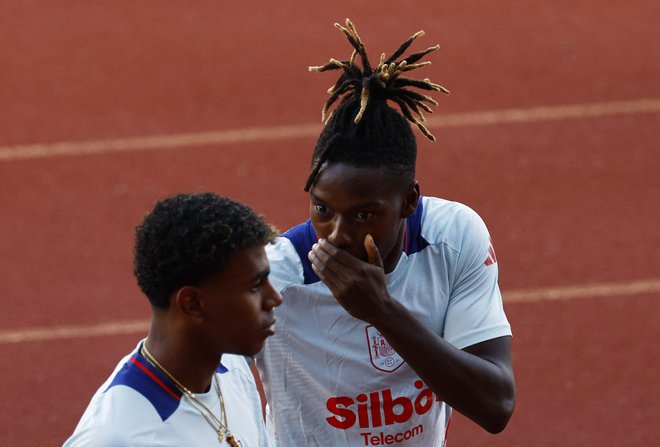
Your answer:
[1,1,659,445]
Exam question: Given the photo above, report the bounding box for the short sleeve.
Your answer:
[265,237,304,292]
[442,209,511,349]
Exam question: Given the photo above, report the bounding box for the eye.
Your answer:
[314,203,332,216]
[251,280,263,293]
[356,211,373,221]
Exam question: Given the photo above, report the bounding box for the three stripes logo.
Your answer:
[484,238,498,267]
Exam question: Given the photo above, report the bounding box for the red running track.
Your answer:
[1,1,659,445]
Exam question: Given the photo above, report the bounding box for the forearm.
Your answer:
[309,237,515,431]
[372,298,515,433]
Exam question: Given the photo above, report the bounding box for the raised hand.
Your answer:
[308,235,392,324]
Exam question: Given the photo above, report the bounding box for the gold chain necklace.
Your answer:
[141,343,238,447]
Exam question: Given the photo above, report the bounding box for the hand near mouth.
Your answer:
[308,234,392,325]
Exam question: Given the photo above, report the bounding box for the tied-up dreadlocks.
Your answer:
[309,19,450,141]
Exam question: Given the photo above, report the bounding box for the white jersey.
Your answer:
[64,341,274,447]
[259,196,511,446]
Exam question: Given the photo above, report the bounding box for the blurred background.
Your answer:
[1,1,659,445]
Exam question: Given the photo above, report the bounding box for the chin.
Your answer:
[240,341,266,357]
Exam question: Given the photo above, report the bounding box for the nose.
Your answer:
[327,216,354,248]
[263,279,283,309]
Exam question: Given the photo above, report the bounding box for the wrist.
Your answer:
[369,294,401,330]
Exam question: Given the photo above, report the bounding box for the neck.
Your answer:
[145,313,221,393]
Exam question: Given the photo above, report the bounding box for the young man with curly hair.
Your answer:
[65,193,281,446]
[257,20,515,446]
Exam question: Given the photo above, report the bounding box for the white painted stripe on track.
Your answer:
[425,97,660,127]
[1,278,658,344]
[0,123,323,162]
[0,320,149,344]
[504,278,660,303]
[1,98,659,162]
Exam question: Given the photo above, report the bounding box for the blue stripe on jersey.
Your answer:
[282,197,429,285]
[405,197,430,255]
[105,349,183,421]
[281,219,320,284]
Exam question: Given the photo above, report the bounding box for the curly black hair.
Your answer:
[304,19,449,191]
[133,192,277,309]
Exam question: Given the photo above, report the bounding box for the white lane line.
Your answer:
[425,97,660,127]
[504,278,660,303]
[1,278,658,344]
[0,320,149,344]
[1,98,659,162]
[0,123,323,162]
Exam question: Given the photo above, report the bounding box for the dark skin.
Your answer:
[144,246,282,393]
[307,162,516,433]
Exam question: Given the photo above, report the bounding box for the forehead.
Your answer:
[310,162,405,206]
[212,245,269,285]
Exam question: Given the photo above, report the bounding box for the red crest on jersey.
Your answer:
[366,325,405,373]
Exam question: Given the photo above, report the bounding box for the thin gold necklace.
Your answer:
[141,343,238,447]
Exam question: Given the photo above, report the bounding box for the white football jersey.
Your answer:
[64,341,273,447]
[259,196,511,446]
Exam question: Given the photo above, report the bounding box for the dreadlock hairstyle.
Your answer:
[304,19,450,192]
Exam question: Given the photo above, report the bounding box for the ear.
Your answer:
[173,286,205,323]
[401,180,420,218]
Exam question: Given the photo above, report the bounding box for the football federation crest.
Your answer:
[365,325,405,373]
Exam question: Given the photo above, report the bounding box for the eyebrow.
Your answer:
[309,193,326,204]
[250,271,270,282]
[310,193,384,209]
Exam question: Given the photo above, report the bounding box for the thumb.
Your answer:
[364,234,383,269]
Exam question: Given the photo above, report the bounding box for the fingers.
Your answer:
[309,259,340,291]
[308,238,388,319]
[364,234,383,269]
[309,239,355,268]
[308,239,344,275]
[308,237,383,286]
[308,243,341,291]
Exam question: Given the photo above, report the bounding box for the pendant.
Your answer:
[227,434,239,447]
[217,432,224,443]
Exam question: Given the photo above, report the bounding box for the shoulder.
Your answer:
[419,196,491,252]
[266,220,319,287]
[220,354,252,378]
[218,354,260,393]
[64,381,164,446]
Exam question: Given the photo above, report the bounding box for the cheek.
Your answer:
[376,236,394,255]
[240,294,264,322]
[374,223,401,253]
[219,295,256,322]
[311,219,330,239]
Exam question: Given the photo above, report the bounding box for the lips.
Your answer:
[262,318,276,336]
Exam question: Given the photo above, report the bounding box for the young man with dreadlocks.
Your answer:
[64,193,281,446]
[257,20,515,445]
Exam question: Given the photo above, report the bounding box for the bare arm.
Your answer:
[375,299,515,433]
[309,236,516,433]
